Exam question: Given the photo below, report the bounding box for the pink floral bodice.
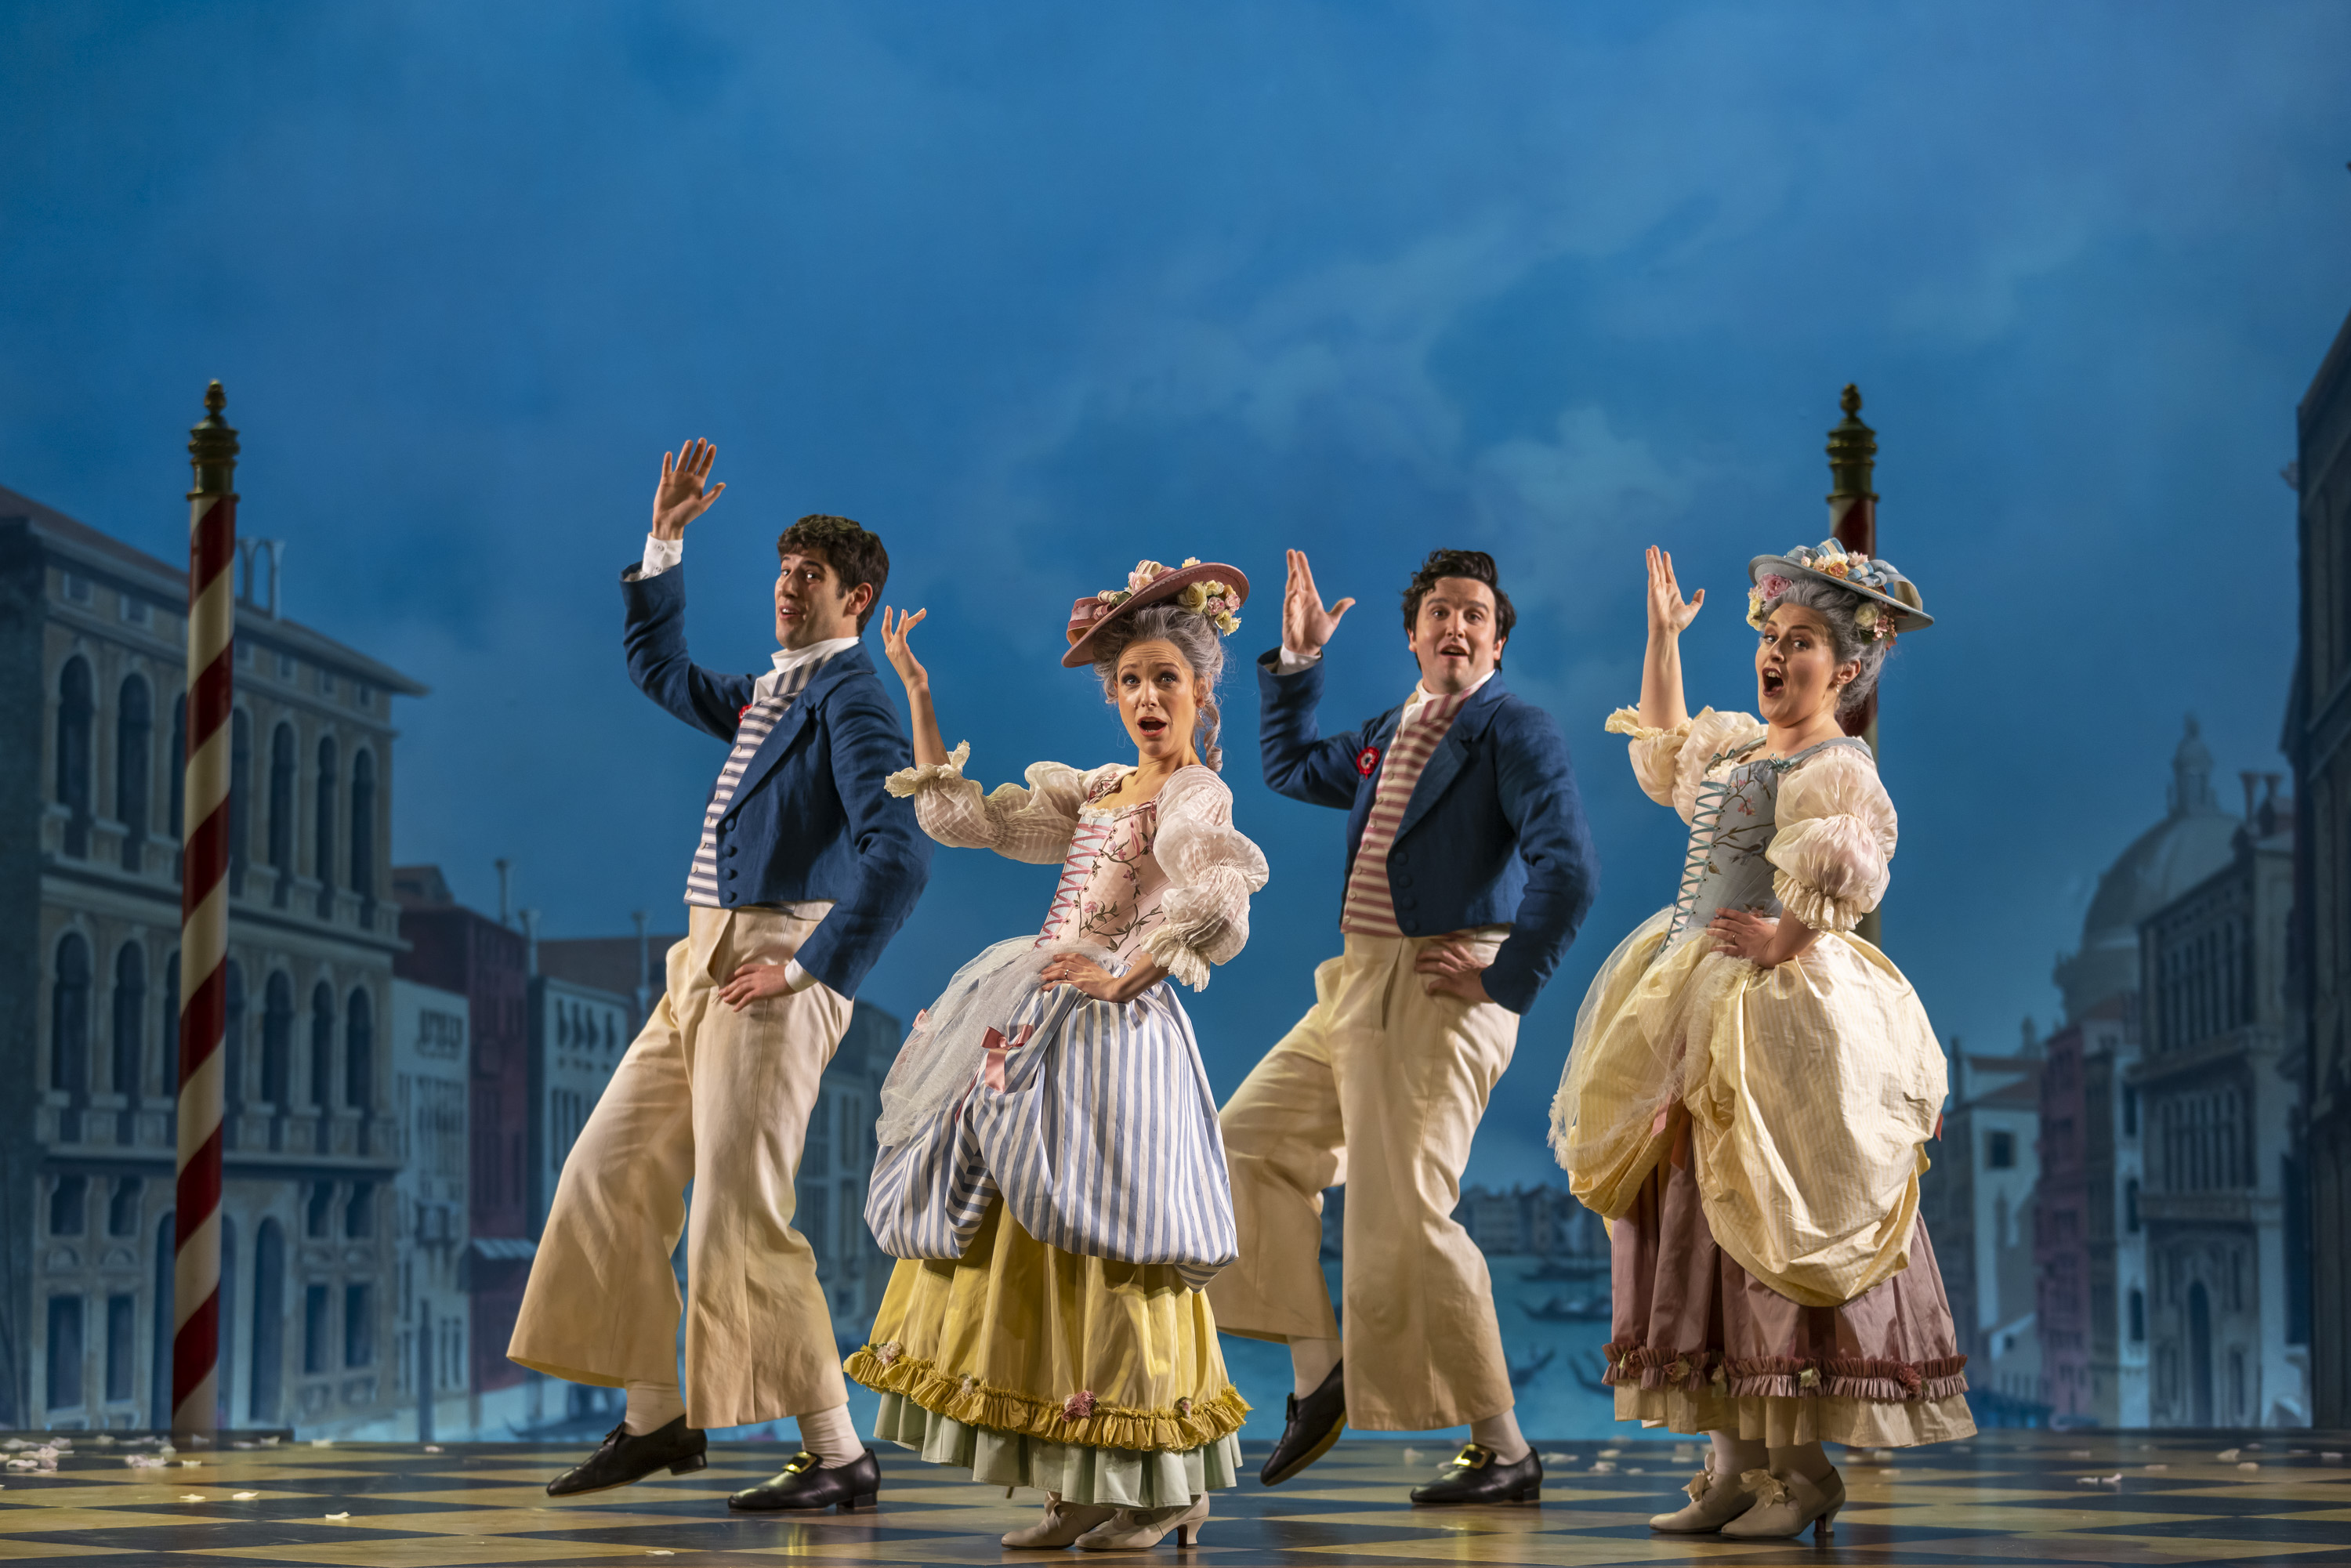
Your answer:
[884,744,1270,990]
[1036,779,1170,965]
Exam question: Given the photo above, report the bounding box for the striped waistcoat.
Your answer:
[1340,685,1471,937]
[683,657,822,907]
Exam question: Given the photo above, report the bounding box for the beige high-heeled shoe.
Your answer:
[1074,1493,1209,1551]
[1647,1453,1766,1533]
[1719,1465,1846,1541]
[1002,1492,1118,1548]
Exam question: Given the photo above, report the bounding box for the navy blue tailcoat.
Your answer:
[1256,650,1598,1016]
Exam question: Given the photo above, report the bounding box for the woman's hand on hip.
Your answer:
[1040,952,1165,1004]
[1708,907,1817,967]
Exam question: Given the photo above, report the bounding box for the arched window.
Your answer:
[350,748,377,914]
[250,1219,284,1423]
[223,959,246,1114]
[52,932,92,1101]
[117,674,151,871]
[162,951,180,1095]
[57,657,95,858]
[228,708,252,896]
[260,972,294,1105]
[267,722,296,903]
[313,735,338,918]
[310,982,335,1110]
[112,943,146,1103]
[346,988,374,1114]
[168,695,186,847]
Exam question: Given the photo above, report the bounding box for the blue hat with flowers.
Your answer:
[1747,540,1933,640]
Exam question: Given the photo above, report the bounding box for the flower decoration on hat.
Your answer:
[1746,540,1911,642]
[1094,559,1242,636]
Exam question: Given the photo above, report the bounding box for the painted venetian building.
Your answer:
[386,866,535,1425]
[0,483,426,1432]
[2289,302,2351,1429]
[2037,720,2241,1427]
[2135,782,2306,1426]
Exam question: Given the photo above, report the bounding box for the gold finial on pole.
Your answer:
[1826,382,1877,517]
[187,379,241,502]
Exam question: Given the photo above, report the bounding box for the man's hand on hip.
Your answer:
[719,959,805,1011]
[1415,936,1494,1005]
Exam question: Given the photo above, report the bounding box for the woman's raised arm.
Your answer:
[878,606,951,767]
[1638,545,1702,733]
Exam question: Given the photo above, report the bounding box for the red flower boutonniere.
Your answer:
[1357,746,1381,777]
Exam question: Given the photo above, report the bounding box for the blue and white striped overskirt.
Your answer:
[865,939,1238,1291]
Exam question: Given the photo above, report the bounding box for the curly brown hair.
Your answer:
[1401,549,1516,650]
[776,514,889,633]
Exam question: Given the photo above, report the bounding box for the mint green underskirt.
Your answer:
[873,1390,1242,1508]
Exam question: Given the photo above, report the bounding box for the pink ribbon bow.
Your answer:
[982,1024,1035,1092]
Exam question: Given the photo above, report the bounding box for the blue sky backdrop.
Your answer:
[5,2,2349,1191]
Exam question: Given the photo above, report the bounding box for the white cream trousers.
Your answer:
[509,905,850,1429]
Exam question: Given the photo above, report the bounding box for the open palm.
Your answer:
[651,437,726,540]
[1646,545,1704,638]
[1283,548,1356,656]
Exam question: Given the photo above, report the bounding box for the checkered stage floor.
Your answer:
[5,1431,2351,1565]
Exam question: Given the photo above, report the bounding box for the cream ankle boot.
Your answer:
[1074,1493,1209,1551]
[1647,1452,1765,1533]
[1719,1465,1846,1541]
[1002,1492,1118,1548]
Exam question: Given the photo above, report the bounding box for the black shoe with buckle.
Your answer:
[545,1415,708,1497]
[728,1446,882,1512]
[1259,1360,1348,1487]
[1409,1443,1542,1505]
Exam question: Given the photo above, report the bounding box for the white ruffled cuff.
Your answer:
[884,740,973,798]
[1603,705,1686,744]
[1143,924,1213,992]
[1773,868,1868,936]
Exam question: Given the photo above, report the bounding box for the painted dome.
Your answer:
[2052,715,2242,1021]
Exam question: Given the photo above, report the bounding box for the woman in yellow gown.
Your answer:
[1552,542,1972,1544]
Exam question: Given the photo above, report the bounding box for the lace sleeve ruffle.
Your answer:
[882,741,1085,864]
[1603,705,1766,822]
[1141,769,1270,990]
[1764,745,1899,934]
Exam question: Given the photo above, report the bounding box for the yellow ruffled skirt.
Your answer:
[845,1200,1246,1507]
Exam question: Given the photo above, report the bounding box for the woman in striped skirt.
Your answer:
[849,559,1266,1552]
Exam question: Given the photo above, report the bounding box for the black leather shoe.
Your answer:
[728,1446,882,1512]
[1410,1443,1542,1505]
[545,1416,708,1497]
[1259,1360,1347,1487]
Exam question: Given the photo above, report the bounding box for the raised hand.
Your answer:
[1646,545,1704,639]
[651,437,726,541]
[879,606,950,768]
[1283,548,1356,657]
[878,606,930,692]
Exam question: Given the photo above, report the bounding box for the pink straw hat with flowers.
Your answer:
[1063,558,1251,668]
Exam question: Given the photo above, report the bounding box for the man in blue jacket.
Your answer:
[1209,547,1597,1506]
[513,440,930,1513]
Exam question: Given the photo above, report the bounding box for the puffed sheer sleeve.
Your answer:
[1765,745,1900,934]
[1141,768,1271,991]
[1603,706,1767,823]
[882,741,1086,865]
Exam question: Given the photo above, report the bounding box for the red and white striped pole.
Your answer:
[174,381,237,1434]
